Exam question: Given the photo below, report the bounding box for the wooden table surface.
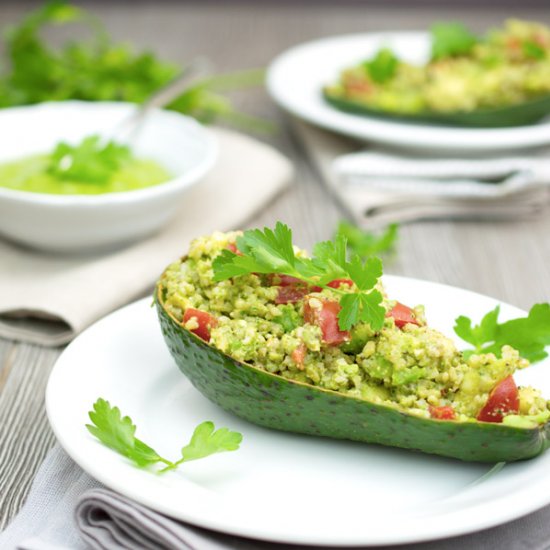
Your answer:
[1,0,550,535]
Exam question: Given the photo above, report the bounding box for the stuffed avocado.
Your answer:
[323,20,550,127]
[156,226,550,462]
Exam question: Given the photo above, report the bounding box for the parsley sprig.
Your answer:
[431,22,478,60]
[212,222,386,331]
[86,398,242,473]
[454,303,550,363]
[363,48,399,83]
[0,1,267,131]
[335,221,399,259]
[49,135,131,184]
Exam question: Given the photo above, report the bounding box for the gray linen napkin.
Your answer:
[293,120,550,229]
[3,444,550,550]
[0,128,293,347]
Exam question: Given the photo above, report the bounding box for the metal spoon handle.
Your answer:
[113,57,213,143]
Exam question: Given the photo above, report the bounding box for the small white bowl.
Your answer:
[0,101,218,253]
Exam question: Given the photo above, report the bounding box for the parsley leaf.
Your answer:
[48,135,131,184]
[431,22,478,60]
[339,291,385,331]
[363,48,399,83]
[454,303,550,363]
[86,398,242,472]
[0,1,266,131]
[213,223,385,331]
[86,398,163,467]
[180,422,243,462]
[523,40,546,60]
[335,221,399,259]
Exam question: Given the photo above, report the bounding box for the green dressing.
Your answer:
[0,154,171,195]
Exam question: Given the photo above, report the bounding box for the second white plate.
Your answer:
[46,276,550,546]
[267,32,550,153]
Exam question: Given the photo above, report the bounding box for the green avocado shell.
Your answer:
[323,91,550,128]
[156,285,550,463]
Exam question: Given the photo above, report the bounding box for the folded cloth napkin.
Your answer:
[4,444,550,550]
[293,120,550,229]
[0,128,293,347]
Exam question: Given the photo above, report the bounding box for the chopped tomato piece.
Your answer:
[226,243,242,255]
[291,343,307,369]
[429,405,456,420]
[268,274,302,286]
[327,278,353,289]
[506,37,521,51]
[477,376,519,423]
[182,308,218,342]
[269,274,321,300]
[275,285,310,305]
[304,297,350,345]
[387,302,420,329]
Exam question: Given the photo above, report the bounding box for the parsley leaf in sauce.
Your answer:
[49,136,131,184]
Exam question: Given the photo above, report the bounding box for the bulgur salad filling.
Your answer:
[159,229,550,426]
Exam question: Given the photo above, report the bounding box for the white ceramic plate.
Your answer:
[267,32,550,153]
[46,276,550,547]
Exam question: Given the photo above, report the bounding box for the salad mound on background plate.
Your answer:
[323,19,550,127]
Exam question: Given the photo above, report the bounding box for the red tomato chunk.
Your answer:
[429,405,456,420]
[327,278,353,289]
[291,343,307,369]
[182,308,218,342]
[387,302,420,329]
[226,243,242,255]
[275,285,310,305]
[304,298,350,345]
[269,274,303,286]
[477,375,519,423]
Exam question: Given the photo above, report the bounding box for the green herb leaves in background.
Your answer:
[86,398,242,472]
[363,48,399,83]
[431,22,478,60]
[335,221,399,259]
[213,222,386,331]
[0,0,266,130]
[49,136,131,183]
[454,303,550,363]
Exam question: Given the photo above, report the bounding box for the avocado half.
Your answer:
[323,91,550,128]
[156,286,550,463]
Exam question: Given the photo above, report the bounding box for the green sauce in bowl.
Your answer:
[0,135,172,195]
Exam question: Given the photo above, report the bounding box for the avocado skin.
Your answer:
[157,291,550,463]
[323,92,550,128]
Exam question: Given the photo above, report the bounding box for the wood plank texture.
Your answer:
[1,0,549,531]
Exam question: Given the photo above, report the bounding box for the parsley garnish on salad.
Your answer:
[431,22,479,60]
[363,48,399,83]
[86,398,242,472]
[335,221,399,259]
[454,303,550,363]
[213,222,386,331]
